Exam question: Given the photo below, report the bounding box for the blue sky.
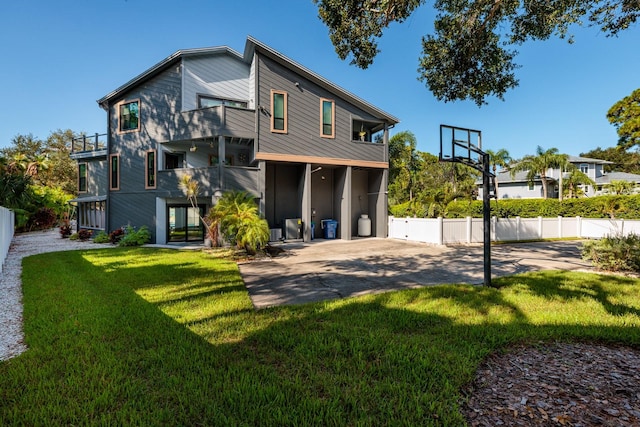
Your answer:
[1,0,638,160]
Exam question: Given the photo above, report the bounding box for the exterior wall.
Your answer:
[182,55,250,111]
[255,55,386,165]
[493,182,543,199]
[83,158,108,197]
[106,65,183,241]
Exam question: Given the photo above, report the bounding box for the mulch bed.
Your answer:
[461,342,640,426]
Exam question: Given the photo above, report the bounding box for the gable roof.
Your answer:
[567,155,613,165]
[97,46,243,109]
[97,36,399,125]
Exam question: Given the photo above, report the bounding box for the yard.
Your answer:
[1,247,640,425]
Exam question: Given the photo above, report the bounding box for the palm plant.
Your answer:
[485,148,511,199]
[510,146,568,199]
[606,179,636,195]
[563,168,595,198]
[212,191,269,254]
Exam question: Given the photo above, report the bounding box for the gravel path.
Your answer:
[0,228,107,361]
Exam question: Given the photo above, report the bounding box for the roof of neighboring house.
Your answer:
[97,36,399,124]
[567,155,613,165]
[595,171,640,185]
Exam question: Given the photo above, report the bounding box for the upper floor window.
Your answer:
[320,98,335,138]
[78,163,87,193]
[271,90,287,133]
[164,152,184,170]
[119,100,140,133]
[109,154,120,191]
[580,164,589,174]
[198,95,247,109]
[145,150,156,189]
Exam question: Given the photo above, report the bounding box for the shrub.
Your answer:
[92,231,110,244]
[581,233,640,272]
[69,233,79,241]
[27,207,58,231]
[78,229,93,241]
[109,228,125,244]
[212,191,269,254]
[118,226,151,247]
[59,223,72,238]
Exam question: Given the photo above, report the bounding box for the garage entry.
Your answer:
[263,161,387,241]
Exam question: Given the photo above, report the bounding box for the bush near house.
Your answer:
[446,195,640,219]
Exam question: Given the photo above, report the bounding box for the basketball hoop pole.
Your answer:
[439,124,494,287]
[481,152,492,287]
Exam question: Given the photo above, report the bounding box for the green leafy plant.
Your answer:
[69,232,79,241]
[118,225,151,247]
[212,191,269,255]
[582,233,640,272]
[92,231,110,244]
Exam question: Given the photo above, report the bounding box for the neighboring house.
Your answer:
[478,155,640,199]
[70,36,399,244]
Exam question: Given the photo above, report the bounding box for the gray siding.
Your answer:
[109,192,158,242]
[182,55,251,111]
[256,56,385,164]
[81,158,107,197]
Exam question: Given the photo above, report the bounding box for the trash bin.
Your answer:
[321,219,338,239]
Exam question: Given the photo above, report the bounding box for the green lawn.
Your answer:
[1,247,640,425]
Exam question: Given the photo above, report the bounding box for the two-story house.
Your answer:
[70,36,399,244]
[478,155,640,199]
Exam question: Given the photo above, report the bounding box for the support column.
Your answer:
[218,135,225,189]
[340,166,352,240]
[302,163,312,242]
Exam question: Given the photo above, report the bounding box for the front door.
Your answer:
[168,205,204,242]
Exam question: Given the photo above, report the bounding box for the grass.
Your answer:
[1,247,640,425]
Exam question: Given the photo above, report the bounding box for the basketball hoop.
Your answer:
[439,125,494,287]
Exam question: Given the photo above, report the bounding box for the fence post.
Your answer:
[437,217,443,245]
[538,216,543,239]
[516,216,521,241]
[621,218,625,237]
[491,216,497,241]
[577,216,581,238]
[558,216,563,238]
[466,216,472,244]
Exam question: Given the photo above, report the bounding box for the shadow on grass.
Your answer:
[2,248,640,426]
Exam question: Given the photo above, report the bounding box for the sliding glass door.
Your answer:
[168,205,204,242]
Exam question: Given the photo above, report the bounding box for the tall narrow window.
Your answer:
[119,100,140,132]
[271,90,287,133]
[146,150,156,189]
[320,98,335,138]
[78,163,87,192]
[109,154,120,191]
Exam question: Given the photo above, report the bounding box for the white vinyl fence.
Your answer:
[0,206,15,274]
[388,216,640,245]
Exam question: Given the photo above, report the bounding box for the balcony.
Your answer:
[156,166,260,199]
[70,133,107,160]
[177,106,256,141]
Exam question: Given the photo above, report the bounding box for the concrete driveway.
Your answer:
[239,238,592,309]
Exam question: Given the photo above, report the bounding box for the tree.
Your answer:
[485,148,511,199]
[1,130,77,194]
[510,146,568,199]
[607,88,640,149]
[314,0,639,105]
[388,131,419,204]
[563,168,595,198]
